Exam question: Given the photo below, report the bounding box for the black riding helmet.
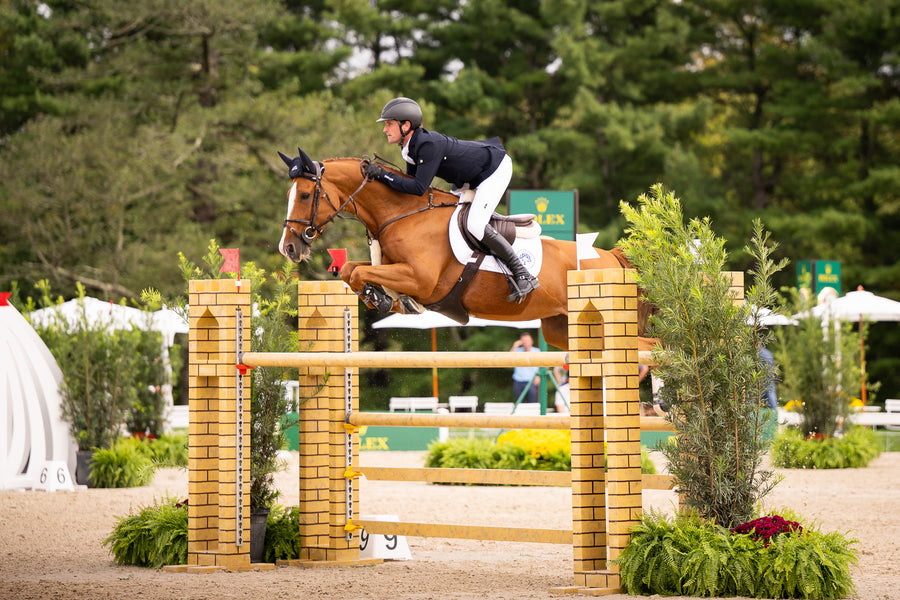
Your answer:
[377,97,422,145]
[376,97,423,128]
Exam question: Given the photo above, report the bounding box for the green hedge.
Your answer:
[771,426,881,469]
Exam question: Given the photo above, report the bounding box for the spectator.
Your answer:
[510,333,541,403]
[758,344,778,409]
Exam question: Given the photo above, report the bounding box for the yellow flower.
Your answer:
[496,429,571,458]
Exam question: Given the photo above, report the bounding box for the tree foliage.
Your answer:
[2,0,899,399]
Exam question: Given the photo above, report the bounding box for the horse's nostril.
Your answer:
[286,243,295,256]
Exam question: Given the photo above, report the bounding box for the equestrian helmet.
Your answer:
[376,97,422,129]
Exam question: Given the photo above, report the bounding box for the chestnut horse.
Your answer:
[277,149,649,351]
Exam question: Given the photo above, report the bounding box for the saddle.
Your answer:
[424,204,537,323]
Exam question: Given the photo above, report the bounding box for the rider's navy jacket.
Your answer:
[378,128,506,196]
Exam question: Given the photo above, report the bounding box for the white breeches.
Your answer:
[466,154,512,241]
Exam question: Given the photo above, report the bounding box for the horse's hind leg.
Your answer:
[540,315,569,351]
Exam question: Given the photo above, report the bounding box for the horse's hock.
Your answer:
[173,269,690,594]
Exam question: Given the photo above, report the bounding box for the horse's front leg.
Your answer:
[340,260,394,311]
[347,262,439,313]
[339,261,370,294]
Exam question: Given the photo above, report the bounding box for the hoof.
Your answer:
[360,284,393,312]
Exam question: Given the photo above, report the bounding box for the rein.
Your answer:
[367,187,458,242]
[283,160,459,246]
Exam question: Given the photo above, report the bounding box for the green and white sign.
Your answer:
[508,190,578,241]
[796,260,841,296]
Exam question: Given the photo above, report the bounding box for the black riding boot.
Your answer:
[481,225,540,303]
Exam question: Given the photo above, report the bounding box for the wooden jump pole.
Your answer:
[242,350,655,369]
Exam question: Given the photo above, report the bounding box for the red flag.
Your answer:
[219,248,240,273]
[327,248,348,276]
[0,292,11,306]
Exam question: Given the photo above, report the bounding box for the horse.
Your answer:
[277,149,652,352]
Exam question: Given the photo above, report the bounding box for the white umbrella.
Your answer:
[793,287,900,403]
[372,311,542,397]
[806,289,900,322]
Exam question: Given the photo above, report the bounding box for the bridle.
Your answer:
[282,159,459,246]
[282,161,367,245]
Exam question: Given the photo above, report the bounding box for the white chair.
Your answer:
[448,395,478,412]
[512,403,541,415]
[389,396,438,412]
[885,399,900,431]
[482,402,515,415]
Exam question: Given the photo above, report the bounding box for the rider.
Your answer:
[364,97,539,303]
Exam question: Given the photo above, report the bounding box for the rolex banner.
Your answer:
[508,190,578,241]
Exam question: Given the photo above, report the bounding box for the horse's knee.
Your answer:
[341,262,369,290]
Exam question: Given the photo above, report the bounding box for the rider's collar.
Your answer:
[401,136,414,164]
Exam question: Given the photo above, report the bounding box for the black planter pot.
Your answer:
[250,508,270,563]
[75,450,94,487]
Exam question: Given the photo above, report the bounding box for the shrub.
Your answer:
[104,497,189,568]
[105,500,303,566]
[424,432,656,476]
[143,432,189,467]
[771,426,881,469]
[774,291,862,437]
[617,510,857,599]
[264,505,302,562]
[89,439,155,488]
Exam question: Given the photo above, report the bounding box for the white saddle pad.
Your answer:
[447,204,543,277]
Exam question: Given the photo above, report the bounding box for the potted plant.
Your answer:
[146,243,301,561]
[618,185,785,525]
[247,272,298,562]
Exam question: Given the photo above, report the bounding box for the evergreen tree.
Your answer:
[619,185,785,526]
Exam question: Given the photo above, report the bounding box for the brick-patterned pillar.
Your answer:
[185,279,251,572]
[566,268,640,594]
[290,281,367,566]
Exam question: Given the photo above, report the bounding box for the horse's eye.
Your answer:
[300,193,311,201]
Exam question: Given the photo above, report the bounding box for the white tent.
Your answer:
[747,304,797,326]
[1,295,76,490]
[27,297,188,337]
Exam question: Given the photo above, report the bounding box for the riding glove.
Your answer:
[364,163,384,181]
